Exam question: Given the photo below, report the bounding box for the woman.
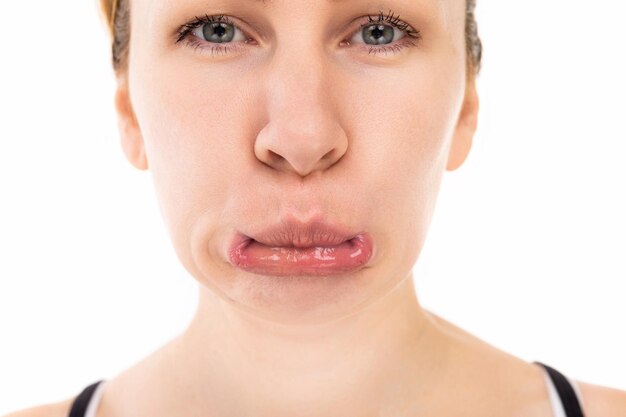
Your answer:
[4,0,626,416]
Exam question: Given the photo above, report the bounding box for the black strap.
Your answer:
[534,362,585,417]
[69,367,586,417]
[68,380,105,417]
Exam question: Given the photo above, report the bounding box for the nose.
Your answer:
[254,46,348,178]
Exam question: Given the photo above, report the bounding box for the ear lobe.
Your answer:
[114,78,148,171]
[446,79,479,171]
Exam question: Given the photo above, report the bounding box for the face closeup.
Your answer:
[116,0,478,324]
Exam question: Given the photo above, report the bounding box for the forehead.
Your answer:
[139,0,452,6]
[135,0,459,24]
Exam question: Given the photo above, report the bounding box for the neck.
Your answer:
[148,274,454,417]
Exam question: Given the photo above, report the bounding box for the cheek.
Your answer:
[319,59,466,275]
[129,61,253,257]
[340,61,464,216]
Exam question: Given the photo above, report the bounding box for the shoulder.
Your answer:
[577,379,626,417]
[2,398,74,417]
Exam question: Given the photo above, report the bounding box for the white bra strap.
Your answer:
[84,380,107,417]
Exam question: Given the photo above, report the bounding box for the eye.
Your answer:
[191,16,247,44]
[175,14,254,56]
[344,10,422,56]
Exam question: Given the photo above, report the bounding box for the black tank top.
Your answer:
[67,361,585,417]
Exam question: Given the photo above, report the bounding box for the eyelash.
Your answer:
[175,9,422,58]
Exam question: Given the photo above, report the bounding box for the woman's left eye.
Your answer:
[346,11,422,56]
[175,10,421,58]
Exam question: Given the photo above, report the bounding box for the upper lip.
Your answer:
[245,217,360,248]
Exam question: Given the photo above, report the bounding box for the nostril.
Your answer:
[255,121,347,177]
[266,149,282,162]
[321,149,335,161]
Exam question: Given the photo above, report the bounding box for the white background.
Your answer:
[1,0,624,413]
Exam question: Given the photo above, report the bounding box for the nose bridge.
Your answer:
[268,37,332,122]
[255,36,348,178]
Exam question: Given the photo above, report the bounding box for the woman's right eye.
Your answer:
[190,18,247,44]
[175,15,253,56]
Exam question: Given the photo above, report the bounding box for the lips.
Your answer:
[227,219,374,276]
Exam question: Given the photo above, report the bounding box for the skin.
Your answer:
[111,1,485,415]
[98,0,540,415]
[6,0,626,416]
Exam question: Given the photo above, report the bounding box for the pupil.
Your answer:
[364,24,394,45]
[203,22,235,43]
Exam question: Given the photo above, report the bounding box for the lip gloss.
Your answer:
[229,233,374,277]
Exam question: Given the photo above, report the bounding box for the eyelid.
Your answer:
[339,13,421,57]
[349,19,406,44]
[190,18,248,43]
[175,14,256,44]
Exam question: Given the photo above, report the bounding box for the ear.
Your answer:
[114,76,148,171]
[446,77,479,171]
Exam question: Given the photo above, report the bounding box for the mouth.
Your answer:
[227,219,374,277]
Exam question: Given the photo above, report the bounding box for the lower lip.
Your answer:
[229,233,374,277]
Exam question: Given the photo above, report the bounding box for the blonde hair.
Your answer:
[100,0,482,77]
[99,0,129,75]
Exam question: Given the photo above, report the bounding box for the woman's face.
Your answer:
[116,0,478,323]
